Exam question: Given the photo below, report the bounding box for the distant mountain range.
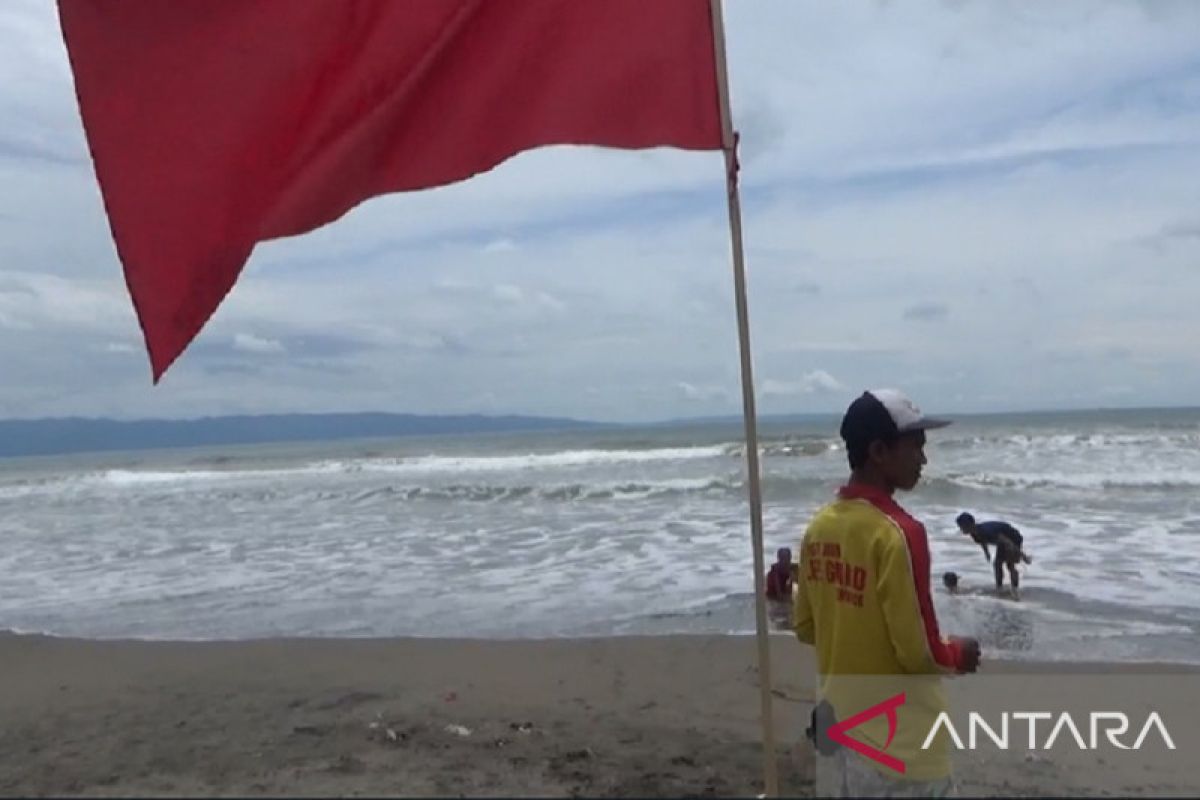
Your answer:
[0,413,611,459]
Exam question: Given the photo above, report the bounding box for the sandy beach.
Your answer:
[2,633,1198,798]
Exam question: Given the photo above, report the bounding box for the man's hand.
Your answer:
[951,636,981,674]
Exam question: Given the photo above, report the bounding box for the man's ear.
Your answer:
[866,439,890,465]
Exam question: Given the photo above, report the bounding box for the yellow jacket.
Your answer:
[794,483,968,781]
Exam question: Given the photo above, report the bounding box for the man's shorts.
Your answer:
[815,750,956,798]
[997,543,1024,567]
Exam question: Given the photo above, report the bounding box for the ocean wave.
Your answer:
[348,478,731,503]
[936,432,1200,452]
[930,471,1200,492]
[321,445,730,474]
[8,436,1194,503]
[0,469,844,504]
[0,445,733,497]
[354,474,846,503]
[722,438,841,458]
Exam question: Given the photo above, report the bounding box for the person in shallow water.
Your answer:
[765,547,796,601]
[956,512,1032,599]
[942,571,960,594]
[941,570,995,598]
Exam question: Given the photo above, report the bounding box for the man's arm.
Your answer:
[878,531,975,674]
[793,556,815,644]
[979,541,991,562]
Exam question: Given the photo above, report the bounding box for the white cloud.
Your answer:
[0,309,31,330]
[492,284,525,303]
[482,238,518,254]
[761,371,846,398]
[0,271,132,332]
[232,333,285,355]
[533,291,566,314]
[490,284,565,313]
[433,278,473,294]
[677,382,731,403]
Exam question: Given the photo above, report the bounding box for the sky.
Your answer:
[1,1,1199,423]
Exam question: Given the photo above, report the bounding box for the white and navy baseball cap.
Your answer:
[839,389,951,447]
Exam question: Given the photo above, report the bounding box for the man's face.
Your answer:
[875,430,927,491]
[778,548,791,564]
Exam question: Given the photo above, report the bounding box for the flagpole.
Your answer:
[708,1,779,796]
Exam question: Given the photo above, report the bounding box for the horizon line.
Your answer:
[1,402,1198,427]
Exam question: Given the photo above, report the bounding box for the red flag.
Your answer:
[58,0,723,380]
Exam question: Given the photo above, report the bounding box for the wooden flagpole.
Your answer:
[708,1,780,796]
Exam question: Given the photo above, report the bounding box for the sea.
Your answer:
[2,407,1199,665]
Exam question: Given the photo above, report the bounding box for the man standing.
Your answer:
[956,512,1032,599]
[794,389,980,797]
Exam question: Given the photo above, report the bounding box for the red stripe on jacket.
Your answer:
[839,483,965,672]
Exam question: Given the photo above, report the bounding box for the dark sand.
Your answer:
[1,633,1196,797]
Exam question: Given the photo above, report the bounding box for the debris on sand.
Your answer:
[291,724,325,737]
[563,748,593,762]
